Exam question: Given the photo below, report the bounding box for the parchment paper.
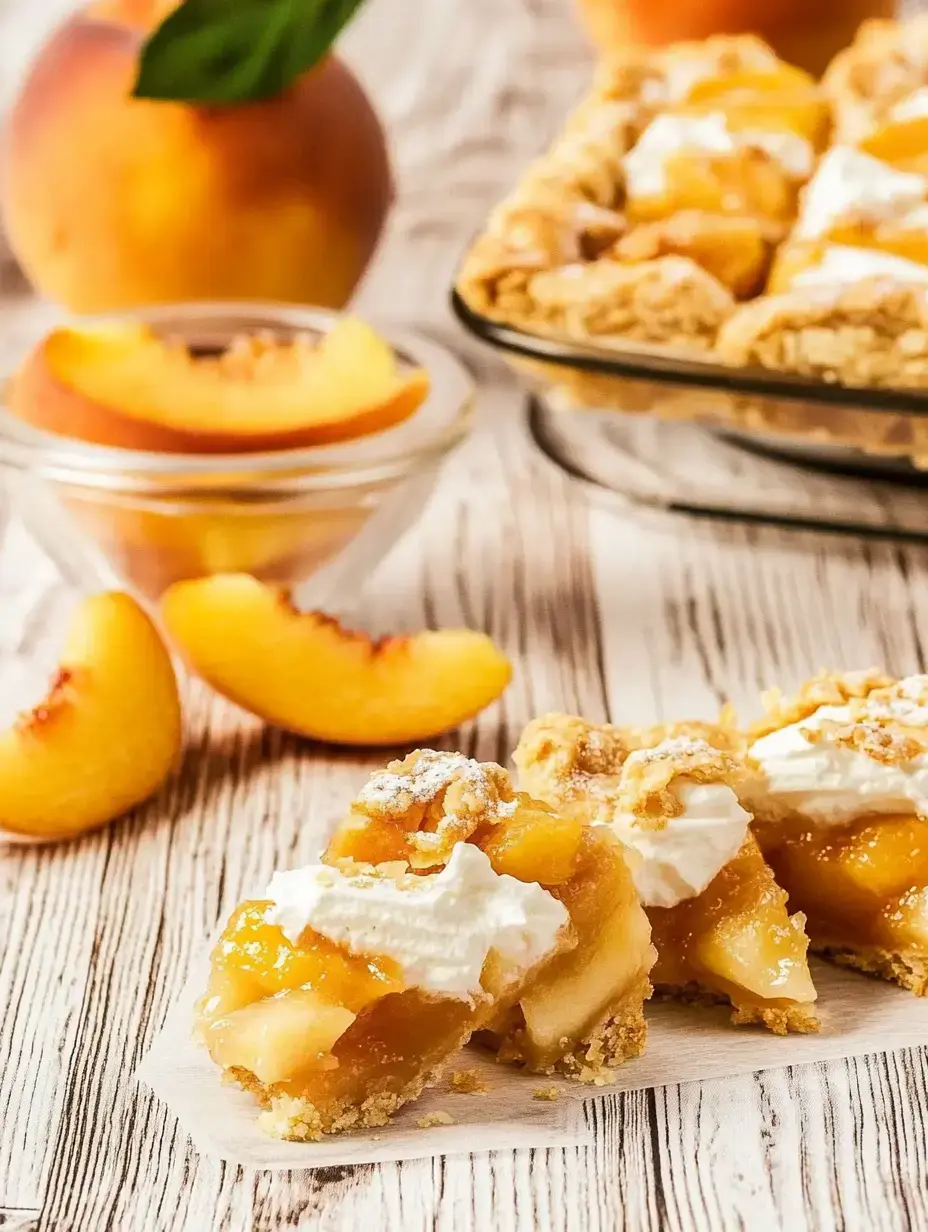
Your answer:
[137,954,928,1170]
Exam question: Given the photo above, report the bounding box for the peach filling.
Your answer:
[197,885,514,1138]
[648,835,817,1029]
[486,827,654,1074]
[627,149,801,227]
[325,752,656,1076]
[513,714,817,1033]
[757,813,928,985]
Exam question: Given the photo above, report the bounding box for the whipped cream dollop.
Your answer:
[791,244,928,290]
[266,842,568,1001]
[890,87,928,122]
[642,43,779,106]
[612,748,752,909]
[625,112,814,199]
[795,146,928,240]
[749,676,928,826]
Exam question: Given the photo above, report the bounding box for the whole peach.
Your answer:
[575,0,894,75]
[1,6,393,311]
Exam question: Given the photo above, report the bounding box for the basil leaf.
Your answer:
[133,0,366,104]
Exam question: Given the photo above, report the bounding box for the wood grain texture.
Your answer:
[1,1,928,1230]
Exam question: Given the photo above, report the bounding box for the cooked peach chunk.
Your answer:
[161,574,512,746]
[204,991,357,1085]
[861,116,928,173]
[0,591,181,843]
[481,804,584,886]
[9,317,429,453]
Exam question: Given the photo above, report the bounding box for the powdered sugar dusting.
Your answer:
[356,751,517,818]
[626,736,708,766]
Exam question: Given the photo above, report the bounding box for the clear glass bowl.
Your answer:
[0,303,474,607]
[451,289,928,538]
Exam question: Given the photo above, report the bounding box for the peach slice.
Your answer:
[160,574,512,746]
[8,317,430,454]
[0,591,182,843]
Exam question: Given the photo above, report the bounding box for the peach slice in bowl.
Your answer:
[0,304,473,606]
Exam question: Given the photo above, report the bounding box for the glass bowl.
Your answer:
[0,303,474,607]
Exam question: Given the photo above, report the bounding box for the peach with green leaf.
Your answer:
[1,0,390,312]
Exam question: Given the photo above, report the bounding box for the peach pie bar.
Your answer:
[456,34,822,352]
[515,716,818,1034]
[745,670,928,995]
[198,840,572,1139]
[325,750,656,1079]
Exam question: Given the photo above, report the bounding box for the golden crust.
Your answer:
[487,971,651,1082]
[507,256,735,351]
[815,944,928,996]
[716,281,928,389]
[231,1069,418,1142]
[653,982,819,1034]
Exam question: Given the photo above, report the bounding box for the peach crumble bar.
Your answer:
[456,34,822,352]
[325,750,656,1080]
[515,715,818,1034]
[197,833,572,1139]
[822,16,928,145]
[745,670,928,996]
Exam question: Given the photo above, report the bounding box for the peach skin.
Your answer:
[160,574,513,746]
[575,0,893,76]
[8,318,430,453]
[1,5,392,312]
[0,591,182,843]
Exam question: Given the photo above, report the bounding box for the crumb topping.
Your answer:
[417,1111,455,1129]
[752,670,928,765]
[750,669,895,738]
[515,714,745,826]
[617,738,744,827]
[449,1069,490,1095]
[533,1086,560,1101]
[351,750,518,868]
[802,716,926,764]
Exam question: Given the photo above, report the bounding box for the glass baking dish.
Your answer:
[451,288,928,539]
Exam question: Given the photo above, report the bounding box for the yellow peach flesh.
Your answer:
[0,591,182,842]
[161,574,512,746]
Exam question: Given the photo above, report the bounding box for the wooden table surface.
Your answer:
[3,2,928,1229]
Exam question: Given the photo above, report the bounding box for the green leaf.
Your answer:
[132,0,367,104]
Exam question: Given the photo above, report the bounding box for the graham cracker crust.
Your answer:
[815,944,928,997]
[487,973,651,1083]
[226,1011,478,1141]
[654,981,820,1036]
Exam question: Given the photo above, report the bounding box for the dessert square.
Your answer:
[456,34,821,353]
[514,715,818,1035]
[745,670,928,996]
[325,749,656,1080]
[456,16,928,398]
[198,825,574,1139]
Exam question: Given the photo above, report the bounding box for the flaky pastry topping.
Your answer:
[750,669,897,739]
[617,738,744,828]
[351,750,518,868]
